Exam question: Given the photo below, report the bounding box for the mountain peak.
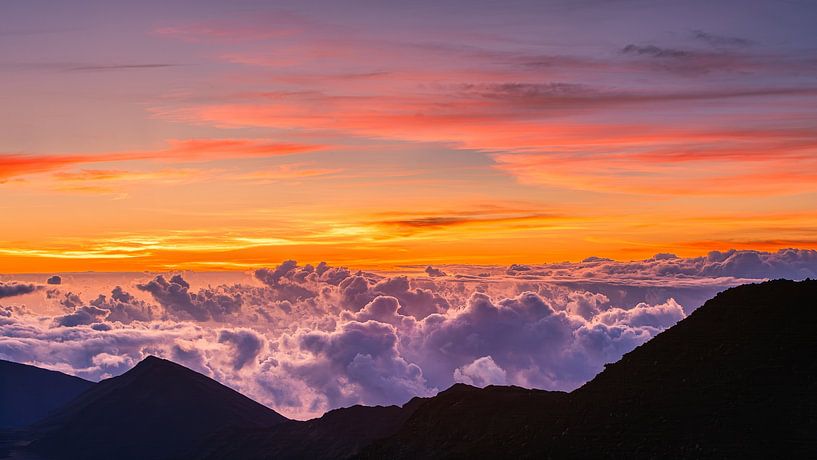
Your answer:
[132,354,181,371]
[440,382,478,394]
[26,353,288,460]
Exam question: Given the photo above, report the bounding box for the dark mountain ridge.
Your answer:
[0,360,94,429]
[25,356,287,460]
[195,399,429,459]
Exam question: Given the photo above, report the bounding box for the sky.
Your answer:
[2,1,817,420]
[1,0,816,272]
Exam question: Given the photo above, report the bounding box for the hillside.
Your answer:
[0,360,94,428]
[26,356,288,460]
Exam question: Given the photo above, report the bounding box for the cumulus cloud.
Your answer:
[407,291,655,390]
[290,320,430,408]
[1,249,815,419]
[91,287,157,323]
[582,256,614,263]
[343,296,417,331]
[218,328,265,370]
[453,356,507,387]
[506,264,531,274]
[49,290,83,309]
[566,291,609,320]
[373,277,450,319]
[0,303,280,385]
[53,305,109,327]
[501,249,817,312]
[425,266,446,277]
[254,261,320,301]
[137,274,241,321]
[595,299,685,330]
[335,275,450,320]
[677,248,816,279]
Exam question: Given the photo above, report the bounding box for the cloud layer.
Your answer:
[1,249,815,419]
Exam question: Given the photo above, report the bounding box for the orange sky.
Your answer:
[2,1,816,272]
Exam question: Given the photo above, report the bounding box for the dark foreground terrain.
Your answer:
[1,279,815,459]
[0,360,93,429]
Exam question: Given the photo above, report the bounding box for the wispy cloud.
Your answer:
[67,63,179,72]
[0,139,324,181]
[2,62,180,73]
[692,30,754,48]
[237,163,342,183]
[373,211,568,234]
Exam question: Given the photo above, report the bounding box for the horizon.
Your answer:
[0,246,806,274]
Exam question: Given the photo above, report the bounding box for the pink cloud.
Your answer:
[0,139,324,181]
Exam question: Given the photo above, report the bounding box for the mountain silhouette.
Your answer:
[2,279,816,459]
[0,360,94,428]
[196,400,428,459]
[360,279,817,458]
[25,355,287,460]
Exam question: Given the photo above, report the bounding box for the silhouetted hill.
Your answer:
[360,279,817,458]
[25,356,287,460]
[196,399,427,459]
[0,360,94,428]
[357,383,569,459]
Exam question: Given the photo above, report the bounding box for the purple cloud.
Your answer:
[137,274,241,321]
[54,305,109,327]
[0,282,39,299]
[91,287,157,323]
[425,266,446,277]
[453,356,507,387]
[218,328,265,370]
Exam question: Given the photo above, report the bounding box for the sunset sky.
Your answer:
[3,0,817,272]
[3,0,817,421]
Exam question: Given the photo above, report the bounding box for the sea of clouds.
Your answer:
[1,248,816,419]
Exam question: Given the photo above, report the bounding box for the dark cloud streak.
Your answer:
[0,282,39,299]
[693,30,754,48]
